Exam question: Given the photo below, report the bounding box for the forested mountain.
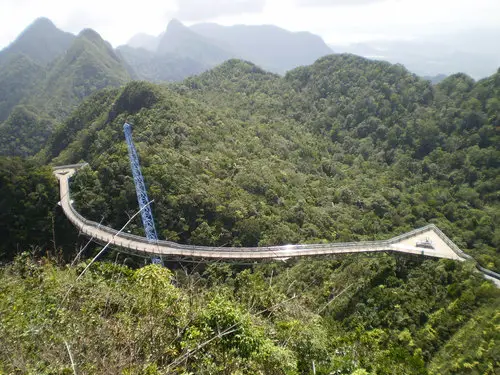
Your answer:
[34,55,499,273]
[122,19,334,79]
[0,17,74,67]
[0,18,335,157]
[190,23,333,73]
[0,18,75,122]
[0,53,44,123]
[26,28,130,121]
[0,27,130,157]
[0,106,53,157]
[0,48,499,373]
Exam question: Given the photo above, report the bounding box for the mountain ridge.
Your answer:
[190,22,333,73]
[124,19,334,75]
[0,26,131,156]
[1,17,499,161]
[37,54,499,274]
[0,17,75,66]
[0,43,499,375]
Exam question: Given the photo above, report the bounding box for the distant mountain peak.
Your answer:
[165,19,192,37]
[167,18,185,30]
[78,28,104,43]
[15,17,60,42]
[30,17,57,29]
[0,17,75,66]
[156,18,234,66]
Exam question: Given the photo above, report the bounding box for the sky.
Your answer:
[0,0,499,49]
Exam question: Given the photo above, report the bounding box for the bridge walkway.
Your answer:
[53,165,500,286]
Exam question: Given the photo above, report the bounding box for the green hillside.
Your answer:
[27,29,130,121]
[0,17,75,123]
[0,248,498,374]
[0,17,74,67]
[39,56,499,272]
[0,28,131,157]
[0,105,53,157]
[0,53,499,375]
[0,53,44,122]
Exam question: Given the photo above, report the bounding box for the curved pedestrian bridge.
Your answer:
[53,164,471,262]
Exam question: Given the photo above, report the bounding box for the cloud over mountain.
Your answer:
[174,0,266,21]
[297,0,384,6]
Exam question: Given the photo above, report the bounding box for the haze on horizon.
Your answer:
[1,0,499,78]
[1,0,499,48]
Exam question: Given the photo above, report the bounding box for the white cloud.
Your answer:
[297,0,384,6]
[230,0,500,44]
[0,0,177,49]
[0,0,499,49]
[174,0,266,21]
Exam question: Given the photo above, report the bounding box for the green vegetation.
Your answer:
[0,53,44,122]
[0,46,498,374]
[40,56,499,271]
[429,303,500,374]
[0,105,53,157]
[0,26,129,157]
[0,18,74,134]
[0,158,78,261]
[0,254,498,374]
[26,29,130,122]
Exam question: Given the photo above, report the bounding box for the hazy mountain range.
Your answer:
[331,28,500,81]
[124,20,334,75]
[1,17,499,157]
[0,17,334,156]
[119,19,334,82]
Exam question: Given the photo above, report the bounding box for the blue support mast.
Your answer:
[123,122,161,263]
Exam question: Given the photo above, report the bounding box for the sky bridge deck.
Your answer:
[53,165,500,286]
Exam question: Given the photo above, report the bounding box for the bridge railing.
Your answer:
[476,265,500,279]
[53,163,88,171]
[58,172,500,282]
[387,224,470,260]
[65,195,394,253]
[428,226,472,260]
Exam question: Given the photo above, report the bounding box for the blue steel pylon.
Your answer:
[123,122,162,264]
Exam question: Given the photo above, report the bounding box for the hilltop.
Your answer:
[0,25,130,156]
